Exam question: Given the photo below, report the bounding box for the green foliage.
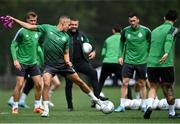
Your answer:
[0,0,180,85]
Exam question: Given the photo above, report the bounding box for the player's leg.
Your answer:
[65,77,74,111]
[49,75,61,107]
[12,76,25,114]
[18,76,34,108]
[66,72,103,106]
[114,63,133,112]
[77,62,99,98]
[135,64,148,112]
[11,64,26,114]
[41,72,53,117]
[30,65,43,113]
[98,63,111,99]
[77,62,108,108]
[161,67,180,118]
[144,67,159,119]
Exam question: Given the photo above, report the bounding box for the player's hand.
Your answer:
[14,60,21,70]
[159,53,168,64]
[88,51,96,60]
[65,61,73,67]
[118,57,124,65]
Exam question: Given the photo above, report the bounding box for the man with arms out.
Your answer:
[9,15,104,117]
[10,11,42,114]
[65,18,107,111]
[114,12,151,112]
[144,10,180,119]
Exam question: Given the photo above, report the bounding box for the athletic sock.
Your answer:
[146,98,154,108]
[141,99,147,108]
[88,91,98,101]
[34,100,41,108]
[19,93,27,103]
[120,98,126,108]
[8,96,14,103]
[43,101,49,112]
[169,104,175,116]
[13,102,18,109]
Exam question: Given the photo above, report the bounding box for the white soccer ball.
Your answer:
[152,98,160,109]
[124,99,132,109]
[175,99,180,109]
[95,104,102,111]
[82,42,92,54]
[130,99,141,110]
[101,100,114,114]
[158,99,168,110]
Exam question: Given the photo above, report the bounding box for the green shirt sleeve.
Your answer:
[101,41,107,58]
[120,29,126,58]
[10,28,23,61]
[164,27,178,53]
[36,24,47,32]
[146,29,151,52]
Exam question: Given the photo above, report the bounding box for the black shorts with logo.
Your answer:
[147,67,175,84]
[15,64,41,77]
[43,64,76,77]
[122,63,147,80]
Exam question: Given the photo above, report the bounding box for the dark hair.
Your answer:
[165,10,178,22]
[112,24,121,32]
[128,12,139,18]
[26,11,38,19]
[70,17,79,22]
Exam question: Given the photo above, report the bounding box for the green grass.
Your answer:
[0,84,180,123]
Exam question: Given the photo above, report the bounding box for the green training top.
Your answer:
[148,21,178,67]
[101,33,121,63]
[120,25,151,64]
[36,24,70,66]
[36,45,44,68]
[11,28,41,65]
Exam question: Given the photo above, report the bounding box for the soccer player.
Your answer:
[114,12,151,112]
[65,18,107,111]
[144,10,180,119]
[8,15,104,117]
[10,11,42,114]
[8,45,61,108]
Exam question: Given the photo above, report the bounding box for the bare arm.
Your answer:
[8,16,37,30]
[64,49,72,67]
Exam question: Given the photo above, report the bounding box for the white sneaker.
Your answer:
[48,101,54,107]
[41,111,49,117]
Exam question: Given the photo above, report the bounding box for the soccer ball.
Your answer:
[158,99,168,110]
[82,42,92,54]
[130,99,141,110]
[124,99,132,109]
[152,98,160,109]
[101,100,114,114]
[95,104,101,111]
[175,99,180,109]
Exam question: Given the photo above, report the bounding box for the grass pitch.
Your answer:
[0,83,180,123]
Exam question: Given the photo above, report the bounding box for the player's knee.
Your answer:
[137,79,146,88]
[122,82,129,87]
[35,83,42,90]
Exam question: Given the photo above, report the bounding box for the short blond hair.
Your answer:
[59,16,70,25]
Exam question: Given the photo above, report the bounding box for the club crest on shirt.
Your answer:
[34,33,39,39]
[127,34,131,39]
[62,36,66,41]
[138,32,143,38]
[81,36,84,41]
